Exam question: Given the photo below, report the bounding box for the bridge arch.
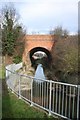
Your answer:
[29,47,52,66]
[22,35,55,65]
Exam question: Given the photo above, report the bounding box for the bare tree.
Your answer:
[50,26,69,39]
[51,36,78,84]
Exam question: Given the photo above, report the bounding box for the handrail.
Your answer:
[6,68,80,119]
[6,68,78,87]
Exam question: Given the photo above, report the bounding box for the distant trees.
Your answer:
[50,26,69,39]
[1,3,26,63]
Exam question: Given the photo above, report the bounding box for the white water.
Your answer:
[34,64,46,83]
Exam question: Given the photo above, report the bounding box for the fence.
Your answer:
[6,63,22,78]
[6,68,80,120]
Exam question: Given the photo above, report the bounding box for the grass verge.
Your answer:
[2,79,57,119]
[0,65,5,79]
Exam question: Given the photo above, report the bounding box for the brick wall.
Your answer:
[23,35,55,64]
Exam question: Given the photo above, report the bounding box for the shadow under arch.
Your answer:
[29,47,52,67]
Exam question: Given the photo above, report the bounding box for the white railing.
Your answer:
[6,63,22,77]
[6,68,80,120]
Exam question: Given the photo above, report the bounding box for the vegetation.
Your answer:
[46,26,79,84]
[49,35,78,84]
[0,65,5,79]
[50,26,69,39]
[13,55,22,64]
[1,3,25,64]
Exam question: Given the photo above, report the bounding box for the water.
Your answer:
[33,64,46,97]
[34,64,46,83]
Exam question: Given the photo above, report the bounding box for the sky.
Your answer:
[0,0,79,34]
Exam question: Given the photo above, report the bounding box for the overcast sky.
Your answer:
[0,0,79,34]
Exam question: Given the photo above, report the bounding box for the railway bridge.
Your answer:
[22,35,55,66]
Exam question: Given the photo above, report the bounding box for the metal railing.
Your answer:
[6,68,80,120]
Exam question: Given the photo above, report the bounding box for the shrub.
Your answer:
[51,36,78,84]
[13,55,22,64]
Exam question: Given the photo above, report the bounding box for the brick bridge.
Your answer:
[22,35,55,65]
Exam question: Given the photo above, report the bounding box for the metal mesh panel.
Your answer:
[20,75,32,101]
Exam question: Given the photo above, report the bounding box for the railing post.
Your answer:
[49,81,52,116]
[6,69,9,88]
[6,69,9,89]
[31,79,33,106]
[19,75,21,99]
[77,85,80,120]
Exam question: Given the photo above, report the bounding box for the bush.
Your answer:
[51,36,78,84]
[13,55,22,64]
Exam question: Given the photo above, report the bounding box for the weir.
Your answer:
[33,63,46,97]
[34,64,46,83]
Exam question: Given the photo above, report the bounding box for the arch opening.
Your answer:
[29,47,52,68]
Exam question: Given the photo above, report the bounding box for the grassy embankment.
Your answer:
[1,65,59,119]
[0,65,5,79]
